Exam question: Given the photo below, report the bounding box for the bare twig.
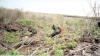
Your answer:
[12,41,23,48]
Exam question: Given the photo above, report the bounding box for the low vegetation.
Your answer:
[54,49,64,56]
[0,8,100,56]
[0,49,5,55]
[38,52,49,56]
[54,44,66,56]
[67,42,77,49]
[7,49,20,55]
[4,32,20,43]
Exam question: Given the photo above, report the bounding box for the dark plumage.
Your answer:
[50,25,62,37]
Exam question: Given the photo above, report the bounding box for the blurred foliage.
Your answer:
[54,44,66,50]
[19,19,34,27]
[44,37,53,45]
[39,52,49,56]
[6,49,20,55]
[54,44,65,56]
[67,42,77,49]
[0,49,5,55]
[0,7,23,25]
[54,50,64,56]
[4,32,20,43]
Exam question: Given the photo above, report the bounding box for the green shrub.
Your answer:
[4,32,20,43]
[7,49,20,55]
[67,42,77,49]
[94,37,98,41]
[0,49,5,55]
[93,36,100,43]
[94,28,100,35]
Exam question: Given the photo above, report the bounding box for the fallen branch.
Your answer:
[12,41,23,49]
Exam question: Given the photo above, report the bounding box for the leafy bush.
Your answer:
[93,36,100,43]
[67,42,77,49]
[93,28,100,35]
[0,50,5,55]
[4,32,20,43]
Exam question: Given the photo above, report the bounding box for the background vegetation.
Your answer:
[0,7,100,56]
